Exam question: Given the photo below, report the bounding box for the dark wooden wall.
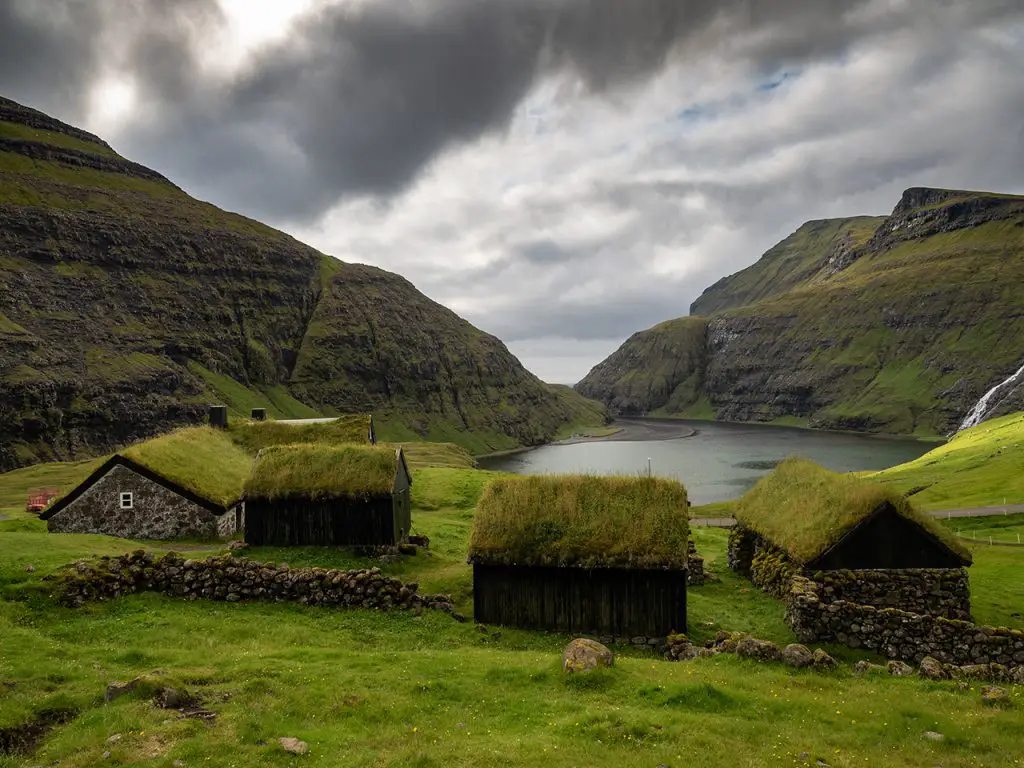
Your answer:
[392,488,411,541]
[473,564,687,637]
[245,494,399,546]
[809,505,966,570]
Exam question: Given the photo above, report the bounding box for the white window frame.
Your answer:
[119,492,133,510]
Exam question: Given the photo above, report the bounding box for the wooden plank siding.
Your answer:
[245,495,400,546]
[473,564,687,637]
[807,504,968,570]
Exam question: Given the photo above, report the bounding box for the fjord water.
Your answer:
[480,420,934,506]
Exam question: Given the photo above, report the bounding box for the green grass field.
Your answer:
[1,460,1023,767]
[865,412,1024,510]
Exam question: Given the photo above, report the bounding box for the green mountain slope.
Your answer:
[577,187,1024,436]
[0,96,606,469]
[691,216,885,316]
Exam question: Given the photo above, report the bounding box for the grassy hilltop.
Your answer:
[0,96,607,470]
[578,188,1024,437]
[1,430,1023,766]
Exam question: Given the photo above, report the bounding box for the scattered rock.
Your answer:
[562,638,614,673]
[981,686,1010,707]
[106,734,122,744]
[227,541,249,552]
[104,680,139,702]
[711,631,747,653]
[154,687,196,710]
[173,761,186,767]
[279,737,309,755]
[102,751,111,760]
[1010,666,1024,685]
[781,644,814,669]
[24,565,35,573]
[923,731,946,742]
[811,648,838,670]
[852,660,885,676]
[919,656,950,681]
[888,660,914,677]
[956,663,1009,683]
[736,636,781,662]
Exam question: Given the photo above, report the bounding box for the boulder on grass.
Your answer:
[981,686,1010,708]
[919,656,949,681]
[852,660,885,676]
[563,638,614,673]
[736,636,781,662]
[279,737,309,755]
[888,661,914,677]
[956,664,1009,683]
[812,648,838,671]
[781,644,814,669]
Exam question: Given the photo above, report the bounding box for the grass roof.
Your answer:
[468,475,689,570]
[244,444,400,501]
[121,427,251,508]
[228,415,372,453]
[734,458,972,565]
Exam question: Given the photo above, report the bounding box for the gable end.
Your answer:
[806,503,971,570]
[41,455,227,520]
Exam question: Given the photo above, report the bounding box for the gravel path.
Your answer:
[692,504,1024,528]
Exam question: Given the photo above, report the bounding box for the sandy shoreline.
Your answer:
[551,418,698,446]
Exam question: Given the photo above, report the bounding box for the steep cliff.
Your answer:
[577,187,1024,436]
[575,317,707,416]
[0,96,606,469]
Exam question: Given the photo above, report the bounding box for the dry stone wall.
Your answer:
[48,465,220,540]
[813,568,971,620]
[729,524,972,618]
[58,550,456,614]
[786,576,1024,666]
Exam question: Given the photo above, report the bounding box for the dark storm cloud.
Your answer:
[0,0,950,221]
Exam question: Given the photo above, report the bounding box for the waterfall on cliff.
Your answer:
[958,359,1024,432]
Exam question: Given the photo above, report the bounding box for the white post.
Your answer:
[647,457,652,477]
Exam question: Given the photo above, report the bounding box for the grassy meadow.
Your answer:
[1,456,1023,767]
[865,411,1024,510]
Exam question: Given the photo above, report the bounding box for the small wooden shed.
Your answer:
[243,444,412,547]
[729,458,972,572]
[728,459,973,617]
[469,475,689,637]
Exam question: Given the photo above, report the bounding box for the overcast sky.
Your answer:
[2,0,1023,383]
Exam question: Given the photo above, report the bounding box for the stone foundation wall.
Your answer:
[58,550,456,615]
[813,568,971,620]
[727,525,757,576]
[48,465,220,540]
[729,524,972,618]
[687,540,705,586]
[786,576,1024,666]
[216,504,245,538]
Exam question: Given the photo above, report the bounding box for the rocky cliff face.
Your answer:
[575,318,707,415]
[578,187,1024,436]
[0,96,604,470]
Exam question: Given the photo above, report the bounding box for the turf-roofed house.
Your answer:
[469,475,690,638]
[243,444,413,547]
[42,428,250,540]
[728,459,973,619]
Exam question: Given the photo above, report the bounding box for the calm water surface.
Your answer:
[480,420,935,506]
